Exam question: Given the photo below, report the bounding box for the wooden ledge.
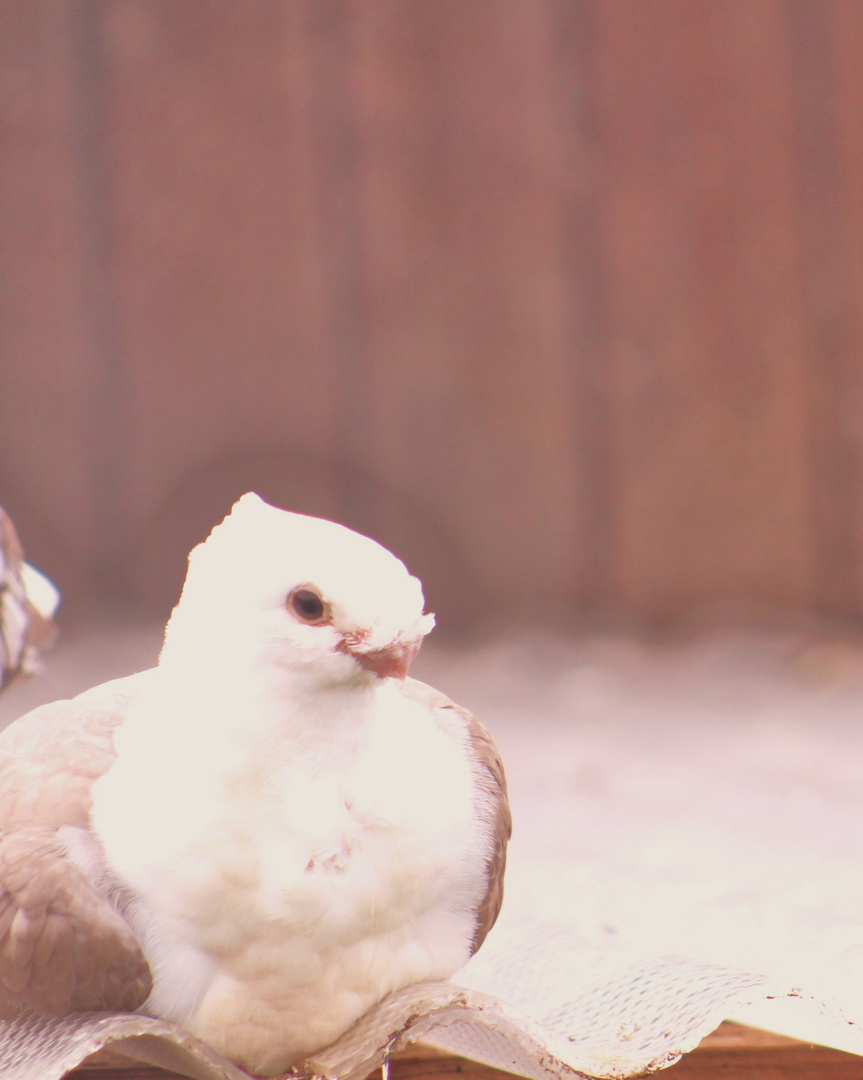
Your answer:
[661,1020,863,1078]
[66,1021,863,1080]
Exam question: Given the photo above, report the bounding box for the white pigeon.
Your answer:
[0,493,510,1076]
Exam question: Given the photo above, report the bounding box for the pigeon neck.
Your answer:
[154,652,381,767]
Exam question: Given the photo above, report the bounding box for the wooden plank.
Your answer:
[544,0,616,614]
[66,1023,863,1079]
[0,1,99,600]
[91,1,348,610]
[665,1020,863,1078]
[349,0,581,627]
[832,0,863,617]
[7,1,863,626]
[788,1,863,619]
[591,0,814,621]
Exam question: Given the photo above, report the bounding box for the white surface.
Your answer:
[420,628,863,1059]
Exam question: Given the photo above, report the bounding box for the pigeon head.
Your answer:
[159,493,435,685]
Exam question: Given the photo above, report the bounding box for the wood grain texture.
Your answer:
[663,1021,863,1078]
[0,1,99,592]
[3,2,863,627]
[98,1,347,605]
[832,0,863,620]
[787,1,863,620]
[590,0,814,621]
[350,1,580,620]
[67,1024,863,1080]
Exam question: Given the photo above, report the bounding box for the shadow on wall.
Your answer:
[128,450,489,634]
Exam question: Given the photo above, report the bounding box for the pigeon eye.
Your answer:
[288,588,329,625]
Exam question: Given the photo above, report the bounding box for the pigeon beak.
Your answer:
[346,636,423,680]
[340,611,434,681]
[340,612,434,680]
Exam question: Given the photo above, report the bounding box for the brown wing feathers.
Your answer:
[0,689,152,1016]
[401,678,511,955]
[0,830,151,1015]
[459,706,511,955]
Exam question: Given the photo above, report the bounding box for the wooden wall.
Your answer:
[2,1,863,630]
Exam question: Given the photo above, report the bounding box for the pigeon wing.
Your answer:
[0,676,154,1015]
[401,677,511,955]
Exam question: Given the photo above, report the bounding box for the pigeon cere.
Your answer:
[0,494,510,1076]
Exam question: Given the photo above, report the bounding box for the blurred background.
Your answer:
[5,5,863,1059]
[2,0,863,637]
